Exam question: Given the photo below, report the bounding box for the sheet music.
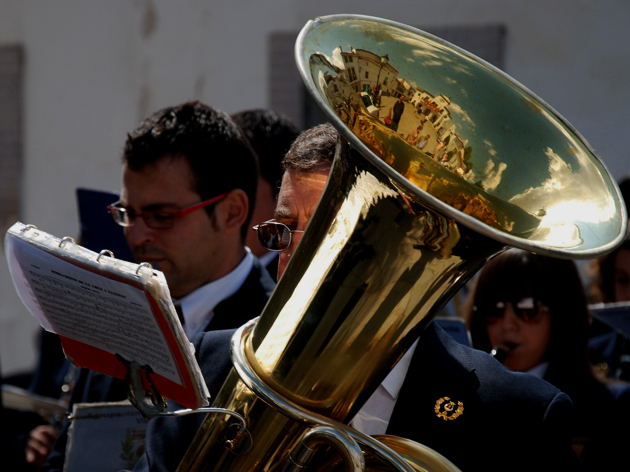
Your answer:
[6,231,182,385]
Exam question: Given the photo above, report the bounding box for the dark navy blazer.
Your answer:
[386,321,583,471]
[41,259,275,472]
[133,321,583,472]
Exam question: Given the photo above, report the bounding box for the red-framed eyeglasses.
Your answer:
[107,193,228,229]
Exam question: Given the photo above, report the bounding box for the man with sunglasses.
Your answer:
[41,102,276,472]
[132,124,583,472]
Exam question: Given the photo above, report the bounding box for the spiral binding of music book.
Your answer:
[4,221,210,410]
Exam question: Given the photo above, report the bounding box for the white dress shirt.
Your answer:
[349,339,419,435]
[175,247,255,340]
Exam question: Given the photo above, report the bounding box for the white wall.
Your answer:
[1,0,628,376]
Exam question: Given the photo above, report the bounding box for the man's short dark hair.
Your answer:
[282,123,338,173]
[123,101,258,239]
[231,109,300,197]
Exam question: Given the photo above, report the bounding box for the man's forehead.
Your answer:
[274,200,295,220]
[283,167,330,187]
[120,157,199,207]
[275,168,330,220]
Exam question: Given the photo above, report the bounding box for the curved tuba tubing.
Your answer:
[177,15,626,472]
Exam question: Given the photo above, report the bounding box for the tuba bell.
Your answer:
[177,15,626,472]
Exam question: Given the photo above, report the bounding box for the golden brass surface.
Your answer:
[178,14,626,472]
[370,436,462,472]
[316,436,462,472]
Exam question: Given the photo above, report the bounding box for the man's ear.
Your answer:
[216,189,249,235]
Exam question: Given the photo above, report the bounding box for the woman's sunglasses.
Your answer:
[474,297,549,324]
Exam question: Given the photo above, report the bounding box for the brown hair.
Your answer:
[282,123,338,173]
[231,109,300,197]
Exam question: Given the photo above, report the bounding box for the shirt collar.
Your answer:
[381,339,419,399]
[177,247,255,339]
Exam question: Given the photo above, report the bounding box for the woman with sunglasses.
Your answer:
[466,248,630,471]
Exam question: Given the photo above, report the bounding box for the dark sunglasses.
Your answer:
[107,193,227,230]
[474,297,549,324]
[252,220,304,252]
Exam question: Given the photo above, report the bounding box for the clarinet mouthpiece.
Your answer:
[491,344,512,364]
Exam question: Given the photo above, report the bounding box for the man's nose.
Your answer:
[124,217,156,248]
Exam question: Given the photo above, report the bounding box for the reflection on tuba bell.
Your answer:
[177,15,626,472]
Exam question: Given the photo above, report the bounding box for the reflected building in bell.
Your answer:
[335,46,472,180]
[406,89,469,174]
[394,77,413,100]
[410,90,451,128]
[341,48,399,96]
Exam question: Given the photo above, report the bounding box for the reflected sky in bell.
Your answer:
[304,18,610,206]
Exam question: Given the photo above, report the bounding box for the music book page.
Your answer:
[4,222,210,409]
[65,401,148,472]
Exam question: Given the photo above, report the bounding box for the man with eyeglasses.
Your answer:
[131,123,583,472]
[41,102,276,472]
[109,102,276,327]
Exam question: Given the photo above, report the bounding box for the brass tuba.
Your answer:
[177,15,626,472]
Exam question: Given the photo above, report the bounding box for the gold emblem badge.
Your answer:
[435,396,464,421]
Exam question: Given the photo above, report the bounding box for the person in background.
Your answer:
[586,176,630,304]
[406,124,423,145]
[466,248,630,471]
[588,239,630,304]
[388,95,405,132]
[585,176,630,379]
[0,358,29,467]
[231,109,300,280]
[416,134,430,150]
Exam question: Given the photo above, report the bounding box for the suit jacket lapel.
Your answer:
[386,321,480,439]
